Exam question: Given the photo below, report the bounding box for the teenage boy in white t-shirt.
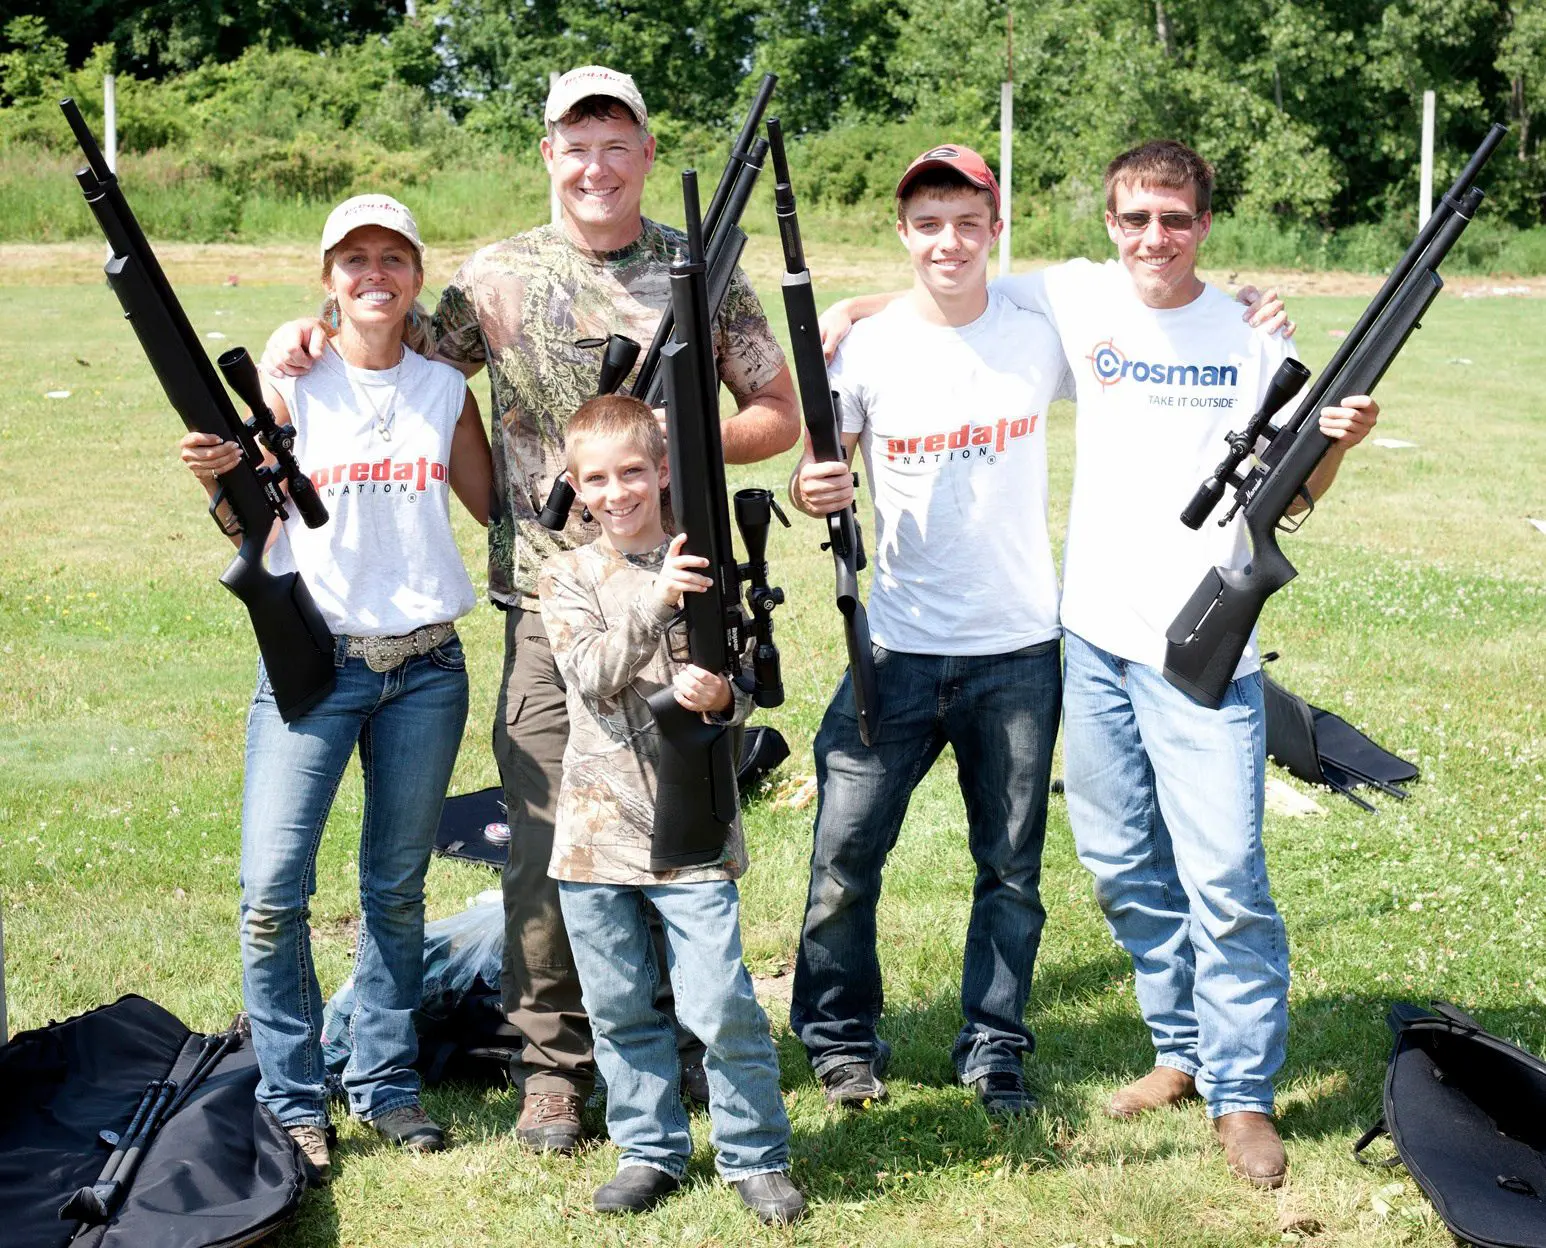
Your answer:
[787,145,1071,1117]
[822,140,1378,1187]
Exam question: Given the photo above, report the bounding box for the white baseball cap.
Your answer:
[319,194,423,262]
[544,65,648,128]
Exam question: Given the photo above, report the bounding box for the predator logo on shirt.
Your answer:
[883,415,1040,466]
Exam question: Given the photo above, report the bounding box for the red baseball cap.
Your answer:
[896,144,1001,213]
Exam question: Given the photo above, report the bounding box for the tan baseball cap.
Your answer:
[319,194,423,262]
[544,65,648,127]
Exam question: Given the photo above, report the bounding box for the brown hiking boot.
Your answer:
[1215,1111,1288,1188]
[516,1090,585,1154]
[1105,1066,1198,1119]
[286,1123,332,1186]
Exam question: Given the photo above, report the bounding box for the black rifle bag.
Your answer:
[1355,1001,1546,1247]
[0,994,305,1248]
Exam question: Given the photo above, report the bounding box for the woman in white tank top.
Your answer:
[177,195,492,1178]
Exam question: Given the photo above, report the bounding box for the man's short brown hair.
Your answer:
[565,393,665,474]
[548,95,649,138]
[1104,140,1214,215]
[897,168,1000,226]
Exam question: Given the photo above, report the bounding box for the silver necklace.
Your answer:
[361,352,404,441]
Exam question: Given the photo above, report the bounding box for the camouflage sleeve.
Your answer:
[713,266,786,403]
[539,557,679,700]
[431,259,487,369]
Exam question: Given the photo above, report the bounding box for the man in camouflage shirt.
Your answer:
[264,66,798,1151]
[438,67,797,1152]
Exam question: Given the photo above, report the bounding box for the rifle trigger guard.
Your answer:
[208,487,242,537]
[1275,487,1315,534]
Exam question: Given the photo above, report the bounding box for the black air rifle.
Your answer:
[1164,123,1507,708]
[765,117,880,745]
[61,98,336,722]
[647,170,787,870]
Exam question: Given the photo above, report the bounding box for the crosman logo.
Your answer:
[1088,338,1239,389]
[919,145,961,160]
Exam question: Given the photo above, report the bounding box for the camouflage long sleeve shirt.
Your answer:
[538,538,751,885]
[433,219,785,608]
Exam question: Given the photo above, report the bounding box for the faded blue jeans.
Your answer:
[240,636,468,1127]
[1061,631,1288,1118]
[559,880,790,1180]
[791,640,1060,1084]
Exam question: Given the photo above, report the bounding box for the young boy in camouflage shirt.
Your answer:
[536,395,804,1225]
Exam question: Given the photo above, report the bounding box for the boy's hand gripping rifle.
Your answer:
[1164,123,1507,708]
[766,117,880,745]
[537,73,778,531]
[647,171,788,871]
[61,98,336,722]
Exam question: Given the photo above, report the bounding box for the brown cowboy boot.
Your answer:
[1104,1066,1198,1119]
[1215,1111,1288,1188]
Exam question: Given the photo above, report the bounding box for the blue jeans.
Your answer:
[1061,631,1288,1118]
[559,880,790,1180]
[791,640,1060,1083]
[241,635,469,1127]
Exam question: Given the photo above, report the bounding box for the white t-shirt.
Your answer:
[267,345,477,637]
[995,259,1297,676]
[830,290,1073,657]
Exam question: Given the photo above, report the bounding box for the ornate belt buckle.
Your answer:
[363,636,402,673]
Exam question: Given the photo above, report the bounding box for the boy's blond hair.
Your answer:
[565,393,666,474]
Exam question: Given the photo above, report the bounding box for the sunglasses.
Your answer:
[1113,210,1202,234]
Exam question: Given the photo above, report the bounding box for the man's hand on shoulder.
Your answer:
[1235,285,1295,339]
[819,300,856,364]
[261,318,329,378]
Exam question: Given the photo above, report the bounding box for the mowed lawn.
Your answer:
[1,236,1543,1247]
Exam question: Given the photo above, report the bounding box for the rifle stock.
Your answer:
[1163,130,1502,708]
[62,98,336,722]
[766,117,880,743]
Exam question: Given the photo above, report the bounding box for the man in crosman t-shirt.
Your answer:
[264,66,799,1153]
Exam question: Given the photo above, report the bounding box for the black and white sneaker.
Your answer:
[970,1070,1038,1117]
[819,1060,888,1108]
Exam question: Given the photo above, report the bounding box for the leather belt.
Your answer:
[343,622,456,673]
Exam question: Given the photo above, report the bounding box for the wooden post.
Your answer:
[1419,90,1435,228]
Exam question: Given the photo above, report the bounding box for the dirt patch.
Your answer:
[8,239,1541,300]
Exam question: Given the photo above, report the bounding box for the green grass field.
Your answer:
[1,237,1543,1247]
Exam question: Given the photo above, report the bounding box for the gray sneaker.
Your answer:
[286,1123,332,1185]
[368,1104,447,1152]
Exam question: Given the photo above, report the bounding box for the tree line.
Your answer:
[2,0,1542,231]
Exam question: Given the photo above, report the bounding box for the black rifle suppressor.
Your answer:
[765,117,881,745]
[647,170,788,870]
[536,73,777,531]
[60,98,336,723]
[1163,122,1507,708]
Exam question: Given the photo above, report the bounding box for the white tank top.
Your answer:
[267,344,477,636]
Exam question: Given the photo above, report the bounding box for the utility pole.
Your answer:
[999,10,1013,277]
